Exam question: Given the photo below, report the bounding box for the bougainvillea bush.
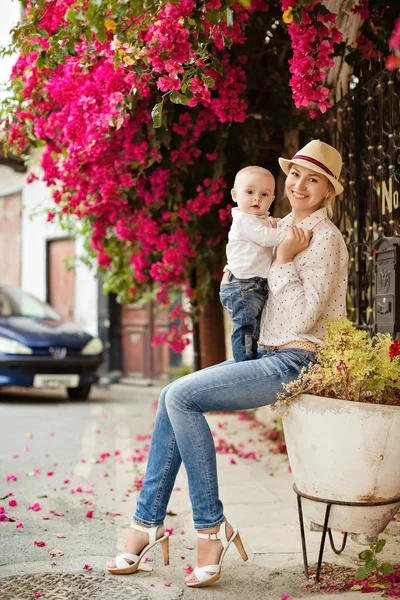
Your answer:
[0,0,397,350]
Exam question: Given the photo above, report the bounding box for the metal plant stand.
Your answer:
[294,484,400,582]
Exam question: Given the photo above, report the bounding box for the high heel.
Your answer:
[185,521,248,588]
[107,522,170,575]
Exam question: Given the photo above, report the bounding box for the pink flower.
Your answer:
[16,522,24,528]
[82,564,92,570]
[165,528,174,536]
[282,596,293,600]
[34,541,46,547]
[6,475,17,482]
[8,499,17,507]
[85,511,93,518]
[28,503,41,512]
[47,471,54,477]
[33,593,44,598]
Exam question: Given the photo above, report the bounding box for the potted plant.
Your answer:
[277,317,400,544]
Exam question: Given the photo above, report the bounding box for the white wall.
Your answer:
[0,0,21,101]
[21,153,98,336]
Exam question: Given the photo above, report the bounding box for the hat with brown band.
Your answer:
[278,140,344,196]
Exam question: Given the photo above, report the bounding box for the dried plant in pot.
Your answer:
[275,317,400,544]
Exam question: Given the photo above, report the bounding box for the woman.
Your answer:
[107,140,349,587]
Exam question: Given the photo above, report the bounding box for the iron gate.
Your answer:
[312,66,400,335]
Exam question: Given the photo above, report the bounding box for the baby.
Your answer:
[220,166,280,362]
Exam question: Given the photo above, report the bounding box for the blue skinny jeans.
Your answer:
[134,348,316,530]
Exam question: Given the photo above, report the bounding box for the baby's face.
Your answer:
[232,171,275,217]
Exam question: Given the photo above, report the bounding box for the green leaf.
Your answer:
[210,56,223,74]
[170,91,188,105]
[349,585,363,591]
[355,563,375,580]
[201,75,215,88]
[380,562,395,575]
[151,102,163,129]
[375,539,386,553]
[96,27,107,44]
[226,8,234,27]
[359,550,373,561]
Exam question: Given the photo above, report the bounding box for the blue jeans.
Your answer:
[219,273,268,362]
[134,348,317,530]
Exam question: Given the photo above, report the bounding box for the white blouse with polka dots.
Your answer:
[259,207,349,347]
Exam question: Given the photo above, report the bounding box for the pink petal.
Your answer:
[33,593,44,598]
[82,564,92,570]
[47,472,54,477]
[164,583,171,587]
[165,528,174,535]
[34,541,46,547]
[8,499,17,507]
[6,475,17,482]
[50,562,56,566]
[16,522,24,528]
[85,511,93,518]
[56,534,66,538]
[185,564,194,574]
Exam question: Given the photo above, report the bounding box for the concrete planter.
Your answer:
[282,394,400,544]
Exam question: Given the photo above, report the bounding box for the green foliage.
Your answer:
[168,364,193,381]
[355,538,395,580]
[277,317,400,407]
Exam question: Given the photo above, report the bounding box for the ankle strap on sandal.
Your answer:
[197,521,227,541]
[197,531,225,540]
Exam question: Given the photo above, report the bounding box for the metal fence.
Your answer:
[313,66,400,334]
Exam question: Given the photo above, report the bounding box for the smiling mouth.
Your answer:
[291,191,308,199]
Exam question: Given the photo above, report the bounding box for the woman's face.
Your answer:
[285,164,331,213]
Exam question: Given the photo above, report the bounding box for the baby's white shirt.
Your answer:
[224,207,281,279]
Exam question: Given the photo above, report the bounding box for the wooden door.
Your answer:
[0,193,21,286]
[47,239,75,321]
[121,302,169,380]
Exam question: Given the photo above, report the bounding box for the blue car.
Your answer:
[0,286,103,400]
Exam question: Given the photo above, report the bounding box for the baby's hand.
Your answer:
[269,217,280,229]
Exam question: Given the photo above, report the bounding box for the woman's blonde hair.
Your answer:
[322,185,336,219]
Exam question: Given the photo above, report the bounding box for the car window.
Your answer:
[0,289,63,320]
[0,292,12,316]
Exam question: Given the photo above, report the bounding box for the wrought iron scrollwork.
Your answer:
[313,66,400,334]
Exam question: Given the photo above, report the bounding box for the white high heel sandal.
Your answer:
[107,522,170,575]
[185,521,248,588]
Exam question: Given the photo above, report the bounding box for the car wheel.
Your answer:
[67,384,92,401]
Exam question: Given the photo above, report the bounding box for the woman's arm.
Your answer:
[268,229,348,335]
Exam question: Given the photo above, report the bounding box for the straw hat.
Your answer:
[278,140,344,196]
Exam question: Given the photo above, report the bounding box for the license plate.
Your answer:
[33,374,79,389]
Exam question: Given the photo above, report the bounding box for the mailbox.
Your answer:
[374,237,400,335]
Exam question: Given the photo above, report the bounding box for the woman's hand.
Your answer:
[275,226,313,264]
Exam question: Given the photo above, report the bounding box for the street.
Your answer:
[0,384,399,600]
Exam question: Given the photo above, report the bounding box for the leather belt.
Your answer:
[260,341,317,353]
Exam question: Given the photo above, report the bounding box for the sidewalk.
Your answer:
[172,405,400,599]
[0,382,399,600]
